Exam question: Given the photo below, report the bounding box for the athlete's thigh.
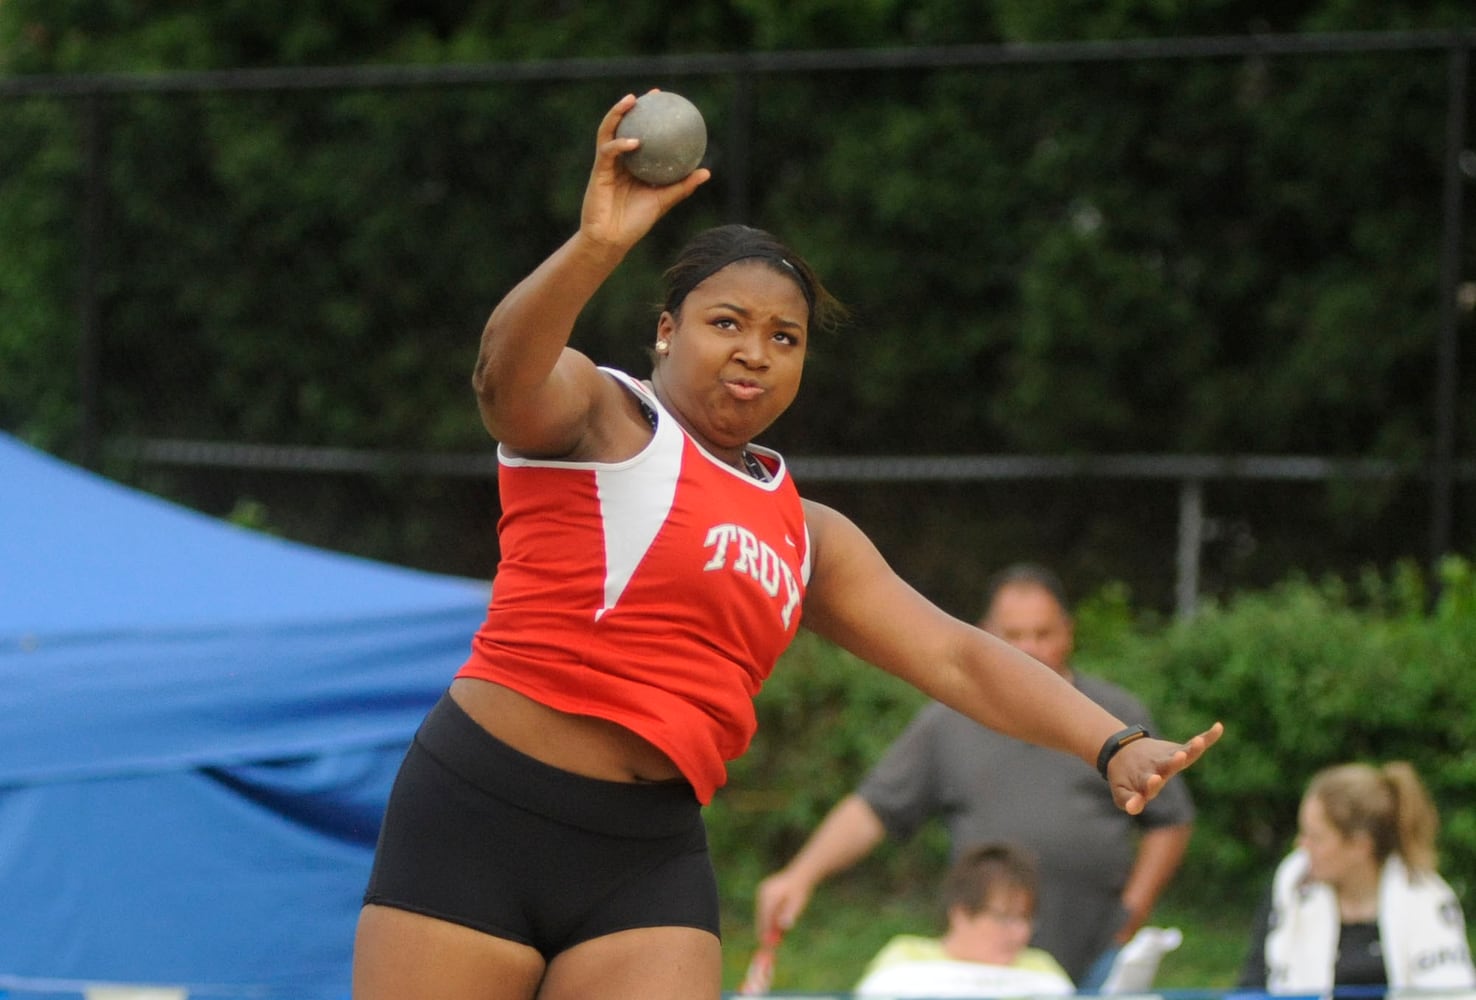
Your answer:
[536,925,721,1000]
[353,903,546,1000]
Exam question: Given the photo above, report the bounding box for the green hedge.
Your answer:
[1100,555,1476,904]
[712,556,1476,914]
[708,629,938,892]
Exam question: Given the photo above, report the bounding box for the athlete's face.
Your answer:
[981,583,1075,677]
[653,260,808,462]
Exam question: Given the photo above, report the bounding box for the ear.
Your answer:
[1348,828,1377,858]
[657,311,677,339]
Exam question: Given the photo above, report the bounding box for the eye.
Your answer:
[774,330,801,346]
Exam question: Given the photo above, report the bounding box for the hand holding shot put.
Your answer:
[580,92,711,250]
[351,92,1222,1000]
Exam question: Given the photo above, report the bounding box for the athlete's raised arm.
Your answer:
[472,93,709,459]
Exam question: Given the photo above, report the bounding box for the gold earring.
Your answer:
[655,341,669,354]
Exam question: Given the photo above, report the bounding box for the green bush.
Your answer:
[708,630,938,891]
[1087,555,1476,905]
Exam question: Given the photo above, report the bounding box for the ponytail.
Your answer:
[1382,760,1438,874]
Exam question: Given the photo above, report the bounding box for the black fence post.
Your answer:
[1430,39,1469,574]
[725,69,754,224]
[77,90,108,470]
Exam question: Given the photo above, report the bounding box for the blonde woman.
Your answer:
[1238,761,1475,993]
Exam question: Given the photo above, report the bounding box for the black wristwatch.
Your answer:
[1096,724,1150,779]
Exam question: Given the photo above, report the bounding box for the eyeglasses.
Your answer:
[980,909,1035,928]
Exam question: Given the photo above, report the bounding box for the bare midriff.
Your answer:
[448,676,684,784]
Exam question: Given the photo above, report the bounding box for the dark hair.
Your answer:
[941,842,1039,918]
[661,224,845,331]
[981,563,1071,620]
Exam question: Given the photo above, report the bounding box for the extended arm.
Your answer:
[1116,823,1193,942]
[800,500,1222,813]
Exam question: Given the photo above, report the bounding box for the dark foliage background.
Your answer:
[3,2,1474,617]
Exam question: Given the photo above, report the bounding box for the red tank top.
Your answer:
[458,368,811,802]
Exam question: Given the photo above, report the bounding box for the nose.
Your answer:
[732,330,770,368]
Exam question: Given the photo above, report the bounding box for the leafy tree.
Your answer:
[1,0,1472,604]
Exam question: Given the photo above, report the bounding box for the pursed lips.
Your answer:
[723,377,765,400]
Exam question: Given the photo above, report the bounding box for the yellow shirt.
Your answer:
[856,935,1075,997]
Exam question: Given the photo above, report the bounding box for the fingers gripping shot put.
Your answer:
[350,92,1223,1000]
[615,90,707,185]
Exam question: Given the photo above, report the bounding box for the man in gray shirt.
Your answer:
[755,564,1195,986]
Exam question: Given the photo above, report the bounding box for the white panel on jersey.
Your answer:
[594,371,683,620]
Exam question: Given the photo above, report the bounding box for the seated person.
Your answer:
[1237,761,1476,994]
[855,842,1074,998]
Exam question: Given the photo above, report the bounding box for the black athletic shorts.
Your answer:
[363,692,719,960]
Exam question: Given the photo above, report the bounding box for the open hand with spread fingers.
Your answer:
[1105,721,1224,816]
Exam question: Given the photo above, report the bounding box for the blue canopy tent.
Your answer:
[0,433,490,998]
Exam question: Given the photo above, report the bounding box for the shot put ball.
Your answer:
[615,91,708,186]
